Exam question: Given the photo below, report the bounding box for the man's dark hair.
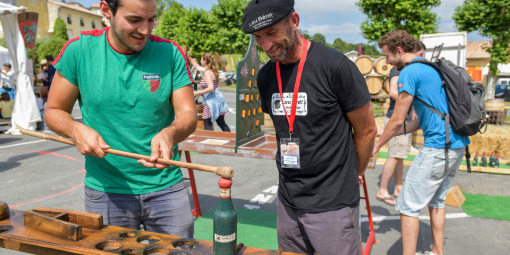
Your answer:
[45,55,54,62]
[415,40,426,52]
[103,0,121,16]
[378,30,418,54]
[3,63,11,69]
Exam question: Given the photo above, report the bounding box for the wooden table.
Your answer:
[0,208,301,255]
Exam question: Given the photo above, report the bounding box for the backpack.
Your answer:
[407,58,488,173]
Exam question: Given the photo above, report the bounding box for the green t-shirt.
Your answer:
[55,28,193,194]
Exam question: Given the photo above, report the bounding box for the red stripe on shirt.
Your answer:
[53,36,80,66]
[54,29,107,66]
[149,35,195,84]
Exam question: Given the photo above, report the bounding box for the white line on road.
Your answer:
[0,140,46,149]
[361,212,470,223]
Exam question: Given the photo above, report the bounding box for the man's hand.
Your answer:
[138,126,175,169]
[72,123,110,158]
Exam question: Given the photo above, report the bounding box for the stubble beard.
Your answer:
[266,26,295,62]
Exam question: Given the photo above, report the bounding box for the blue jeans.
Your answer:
[84,180,194,237]
[396,147,464,217]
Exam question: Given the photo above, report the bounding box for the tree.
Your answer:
[154,1,185,40]
[356,0,440,42]
[453,0,510,99]
[332,38,349,52]
[311,33,326,45]
[210,0,250,54]
[53,17,68,41]
[156,0,177,17]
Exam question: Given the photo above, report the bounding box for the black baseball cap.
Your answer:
[242,0,295,34]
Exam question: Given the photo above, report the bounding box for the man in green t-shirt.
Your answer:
[45,0,197,237]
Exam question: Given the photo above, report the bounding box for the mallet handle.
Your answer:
[19,129,233,178]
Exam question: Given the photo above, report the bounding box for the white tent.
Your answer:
[0,2,41,134]
[0,45,13,66]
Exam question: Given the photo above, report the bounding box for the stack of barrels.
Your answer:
[354,56,393,97]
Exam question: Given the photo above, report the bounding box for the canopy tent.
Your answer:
[0,2,41,134]
[0,45,13,66]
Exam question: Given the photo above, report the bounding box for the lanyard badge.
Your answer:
[277,36,309,169]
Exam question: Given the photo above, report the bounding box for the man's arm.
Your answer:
[373,91,418,154]
[45,71,110,158]
[388,76,399,100]
[345,101,377,176]
[138,85,197,169]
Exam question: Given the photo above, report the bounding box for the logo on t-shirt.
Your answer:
[398,83,403,88]
[142,73,161,93]
[271,93,308,116]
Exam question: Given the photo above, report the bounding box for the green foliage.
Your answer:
[453,0,510,75]
[311,33,326,45]
[156,0,181,17]
[36,38,67,63]
[0,38,6,48]
[154,1,185,41]
[356,0,440,42]
[330,37,380,55]
[53,17,68,41]
[209,0,250,54]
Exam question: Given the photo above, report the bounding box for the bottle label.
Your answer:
[219,189,231,198]
[214,233,236,243]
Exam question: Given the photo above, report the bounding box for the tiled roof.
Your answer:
[467,41,492,59]
[48,0,102,17]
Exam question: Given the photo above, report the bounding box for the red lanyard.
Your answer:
[276,36,309,135]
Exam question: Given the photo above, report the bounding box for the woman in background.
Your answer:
[186,48,230,132]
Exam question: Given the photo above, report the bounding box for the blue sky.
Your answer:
[73,0,489,44]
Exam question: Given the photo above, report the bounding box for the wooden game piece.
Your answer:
[33,208,103,230]
[445,185,466,208]
[0,201,9,220]
[24,210,82,241]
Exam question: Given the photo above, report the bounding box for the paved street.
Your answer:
[1,89,510,254]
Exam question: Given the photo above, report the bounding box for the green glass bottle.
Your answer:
[213,178,237,255]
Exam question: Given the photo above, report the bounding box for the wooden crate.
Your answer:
[486,110,506,125]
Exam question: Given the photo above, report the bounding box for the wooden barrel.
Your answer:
[486,99,505,111]
[195,104,213,130]
[365,75,383,95]
[373,57,393,76]
[354,56,373,75]
[264,113,275,134]
[412,129,424,148]
[383,77,390,94]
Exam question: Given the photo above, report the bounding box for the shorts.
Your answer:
[85,180,194,237]
[396,147,465,217]
[277,198,361,255]
[384,117,411,158]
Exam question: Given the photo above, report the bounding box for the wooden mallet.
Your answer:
[18,128,234,179]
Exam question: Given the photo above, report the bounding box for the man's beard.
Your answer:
[395,59,406,71]
[266,26,295,62]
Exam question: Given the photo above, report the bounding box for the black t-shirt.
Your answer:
[257,41,371,213]
[385,68,400,118]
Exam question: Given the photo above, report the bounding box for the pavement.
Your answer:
[1,90,510,254]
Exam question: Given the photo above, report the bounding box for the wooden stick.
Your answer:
[19,128,234,178]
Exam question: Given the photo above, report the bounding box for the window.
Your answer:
[67,15,72,24]
[92,20,96,29]
[80,17,84,27]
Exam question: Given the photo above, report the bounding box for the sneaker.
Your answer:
[425,251,438,255]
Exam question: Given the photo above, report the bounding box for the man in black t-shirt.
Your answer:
[242,1,377,254]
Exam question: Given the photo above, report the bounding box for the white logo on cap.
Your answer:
[249,13,274,29]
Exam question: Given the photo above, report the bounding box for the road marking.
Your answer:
[10,183,84,208]
[0,140,46,149]
[361,212,470,222]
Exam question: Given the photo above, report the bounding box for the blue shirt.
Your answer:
[398,57,469,149]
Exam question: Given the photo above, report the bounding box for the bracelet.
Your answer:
[403,121,407,135]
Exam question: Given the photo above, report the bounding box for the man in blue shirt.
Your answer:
[373,30,469,255]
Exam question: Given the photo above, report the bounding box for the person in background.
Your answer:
[0,63,15,100]
[186,48,231,132]
[45,55,56,91]
[374,30,469,255]
[376,40,425,205]
[242,0,377,254]
[0,92,14,119]
[45,0,196,237]
[38,59,50,104]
